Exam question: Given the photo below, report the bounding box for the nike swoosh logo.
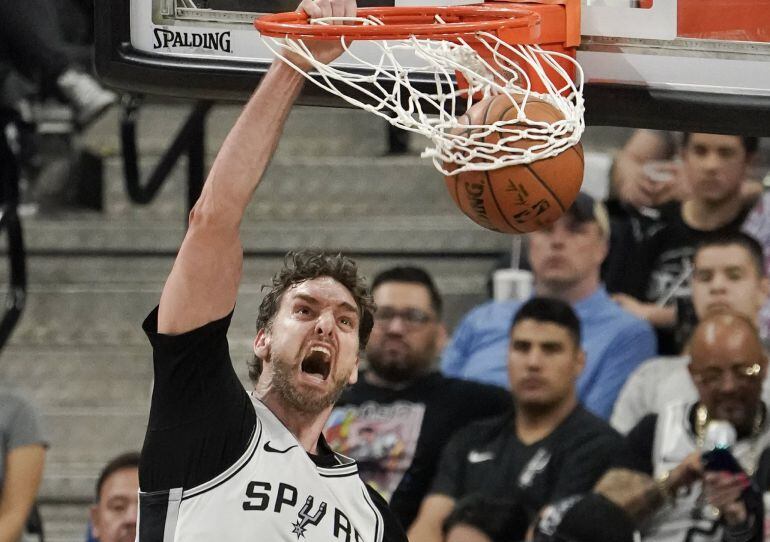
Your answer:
[467,451,495,463]
[264,441,299,454]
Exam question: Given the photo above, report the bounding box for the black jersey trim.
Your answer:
[318,469,360,479]
[361,487,384,542]
[181,417,262,501]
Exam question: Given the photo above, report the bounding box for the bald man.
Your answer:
[530,312,770,542]
[612,232,770,433]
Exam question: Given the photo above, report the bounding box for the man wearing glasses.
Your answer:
[325,266,510,530]
[612,231,770,434]
[615,310,770,542]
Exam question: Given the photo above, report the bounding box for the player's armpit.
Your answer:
[407,494,456,542]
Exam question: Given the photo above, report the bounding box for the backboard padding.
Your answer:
[95,0,770,134]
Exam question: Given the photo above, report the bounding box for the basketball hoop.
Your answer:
[254,2,584,176]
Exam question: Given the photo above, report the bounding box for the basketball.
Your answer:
[443,95,584,234]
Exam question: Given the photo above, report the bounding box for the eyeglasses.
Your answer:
[692,363,763,387]
[373,307,435,328]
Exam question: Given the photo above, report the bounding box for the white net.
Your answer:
[261,14,584,176]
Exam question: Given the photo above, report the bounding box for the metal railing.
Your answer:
[120,95,212,214]
[0,110,28,350]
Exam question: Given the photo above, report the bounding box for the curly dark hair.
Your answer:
[247,250,375,383]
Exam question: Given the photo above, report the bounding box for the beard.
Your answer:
[366,340,433,383]
[270,352,350,414]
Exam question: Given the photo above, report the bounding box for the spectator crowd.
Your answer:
[328,130,770,542]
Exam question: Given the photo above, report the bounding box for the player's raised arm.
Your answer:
[157,0,356,335]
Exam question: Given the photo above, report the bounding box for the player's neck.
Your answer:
[683,196,744,231]
[260,392,331,454]
[514,395,577,445]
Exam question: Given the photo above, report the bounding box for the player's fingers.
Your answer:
[300,0,323,19]
[316,0,333,18]
[330,0,346,19]
[343,0,357,19]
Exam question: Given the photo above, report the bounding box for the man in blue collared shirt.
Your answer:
[442,193,657,419]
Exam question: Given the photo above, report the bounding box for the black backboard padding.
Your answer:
[96,0,770,132]
[584,84,770,137]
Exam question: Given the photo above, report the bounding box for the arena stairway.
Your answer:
[0,100,520,541]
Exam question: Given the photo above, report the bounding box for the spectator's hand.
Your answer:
[593,468,658,523]
[616,168,660,209]
[612,294,648,318]
[284,0,356,71]
[646,160,689,205]
[667,452,703,494]
[740,180,764,207]
[614,158,688,208]
[703,471,750,525]
[612,294,676,327]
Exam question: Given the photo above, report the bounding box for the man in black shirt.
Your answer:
[611,133,759,354]
[136,1,408,540]
[408,298,626,542]
[327,266,511,529]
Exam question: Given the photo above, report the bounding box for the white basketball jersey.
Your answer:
[138,395,385,542]
[644,401,770,542]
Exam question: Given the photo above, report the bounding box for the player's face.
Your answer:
[90,467,139,542]
[528,216,607,291]
[508,319,584,412]
[682,134,749,204]
[689,322,766,434]
[365,282,442,383]
[255,277,361,414]
[692,245,768,320]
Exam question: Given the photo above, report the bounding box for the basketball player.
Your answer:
[136,0,408,540]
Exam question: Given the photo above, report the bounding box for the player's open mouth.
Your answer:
[301,346,332,381]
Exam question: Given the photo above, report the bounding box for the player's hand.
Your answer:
[703,471,750,525]
[285,0,356,71]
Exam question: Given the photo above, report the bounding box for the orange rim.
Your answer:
[254,5,541,42]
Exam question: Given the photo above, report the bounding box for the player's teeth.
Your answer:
[311,346,331,357]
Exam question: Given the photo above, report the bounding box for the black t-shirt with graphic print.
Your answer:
[332,372,512,529]
[619,201,751,354]
[140,307,407,542]
[430,405,626,538]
